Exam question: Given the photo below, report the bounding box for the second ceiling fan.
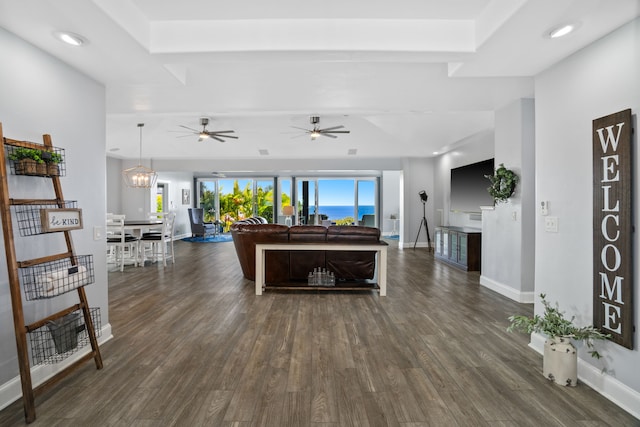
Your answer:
[176,117,238,142]
[292,116,350,140]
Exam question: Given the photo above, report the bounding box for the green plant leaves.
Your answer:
[485,163,518,203]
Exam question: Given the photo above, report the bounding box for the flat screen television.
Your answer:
[450,158,495,212]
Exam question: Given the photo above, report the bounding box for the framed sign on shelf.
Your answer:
[39,208,83,233]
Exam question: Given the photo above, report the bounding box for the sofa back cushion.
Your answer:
[326,225,380,242]
[326,226,379,280]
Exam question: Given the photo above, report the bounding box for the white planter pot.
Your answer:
[543,336,577,386]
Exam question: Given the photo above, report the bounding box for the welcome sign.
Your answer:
[592,109,633,349]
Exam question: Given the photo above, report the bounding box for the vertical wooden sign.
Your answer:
[592,109,633,349]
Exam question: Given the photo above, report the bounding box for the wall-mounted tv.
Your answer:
[450,158,495,212]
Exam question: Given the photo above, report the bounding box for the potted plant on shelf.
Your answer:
[8,147,47,176]
[507,293,610,386]
[42,151,63,176]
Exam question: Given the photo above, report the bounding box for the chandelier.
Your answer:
[122,123,157,188]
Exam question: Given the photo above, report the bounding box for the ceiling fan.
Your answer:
[291,116,350,140]
[174,117,238,142]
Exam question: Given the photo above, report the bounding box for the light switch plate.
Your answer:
[93,226,103,241]
[545,216,558,233]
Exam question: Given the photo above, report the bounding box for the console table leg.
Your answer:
[379,247,387,296]
[255,249,264,295]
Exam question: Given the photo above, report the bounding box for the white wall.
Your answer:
[106,156,122,214]
[0,27,108,405]
[535,18,639,414]
[401,157,436,248]
[480,98,535,302]
[381,170,401,236]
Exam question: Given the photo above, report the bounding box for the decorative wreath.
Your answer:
[485,163,519,203]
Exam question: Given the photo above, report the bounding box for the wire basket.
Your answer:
[20,255,94,300]
[29,307,101,365]
[12,201,80,236]
[5,144,66,177]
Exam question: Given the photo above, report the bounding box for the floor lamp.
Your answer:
[413,190,432,251]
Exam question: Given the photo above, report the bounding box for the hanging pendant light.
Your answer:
[122,123,158,188]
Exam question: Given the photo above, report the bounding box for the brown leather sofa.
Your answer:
[230,217,381,285]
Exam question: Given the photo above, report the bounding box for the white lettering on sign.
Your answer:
[596,123,624,152]
[594,116,629,345]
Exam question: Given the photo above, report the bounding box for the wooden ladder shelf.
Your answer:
[0,123,103,423]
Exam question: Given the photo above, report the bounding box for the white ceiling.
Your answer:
[0,0,638,162]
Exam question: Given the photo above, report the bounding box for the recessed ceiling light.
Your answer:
[53,31,87,46]
[547,23,580,39]
[258,149,269,156]
[109,148,120,152]
[347,149,357,155]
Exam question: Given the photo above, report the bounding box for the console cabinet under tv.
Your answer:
[434,226,481,271]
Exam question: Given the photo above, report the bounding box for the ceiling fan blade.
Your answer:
[290,126,312,132]
[210,135,225,143]
[320,133,338,139]
[209,130,236,134]
[325,130,350,134]
[179,125,200,132]
[206,131,238,139]
[319,125,344,132]
[197,137,204,142]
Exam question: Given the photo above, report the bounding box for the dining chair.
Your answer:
[147,211,167,234]
[140,212,176,266]
[106,214,139,271]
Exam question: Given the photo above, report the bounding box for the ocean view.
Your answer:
[311,205,375,221]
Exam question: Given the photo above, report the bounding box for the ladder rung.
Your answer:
[18,251,75,268]
[25,303,83,332]
[2,137,45,150]
[10,198,64,206]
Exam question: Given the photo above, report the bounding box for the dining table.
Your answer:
[123,219,163,237]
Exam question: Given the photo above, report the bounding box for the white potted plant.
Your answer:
[508,293,610,386]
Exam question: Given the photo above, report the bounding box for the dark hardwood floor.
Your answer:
[1,239,638,426]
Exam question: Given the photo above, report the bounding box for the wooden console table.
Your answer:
[255,242,388,296]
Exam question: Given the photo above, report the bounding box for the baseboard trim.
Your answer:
[401,242,429,250]
[0,323,113,411]
[529,333,640,420]
[479,275,535,303]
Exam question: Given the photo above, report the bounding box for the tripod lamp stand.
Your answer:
[413,190,432,251]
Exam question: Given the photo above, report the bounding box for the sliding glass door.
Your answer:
[296,178,377,225]
[197,176,377,228]
[318,179,355,224]
[197,178,275,230]
[254,179,274,222]
[357,179,376,226]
